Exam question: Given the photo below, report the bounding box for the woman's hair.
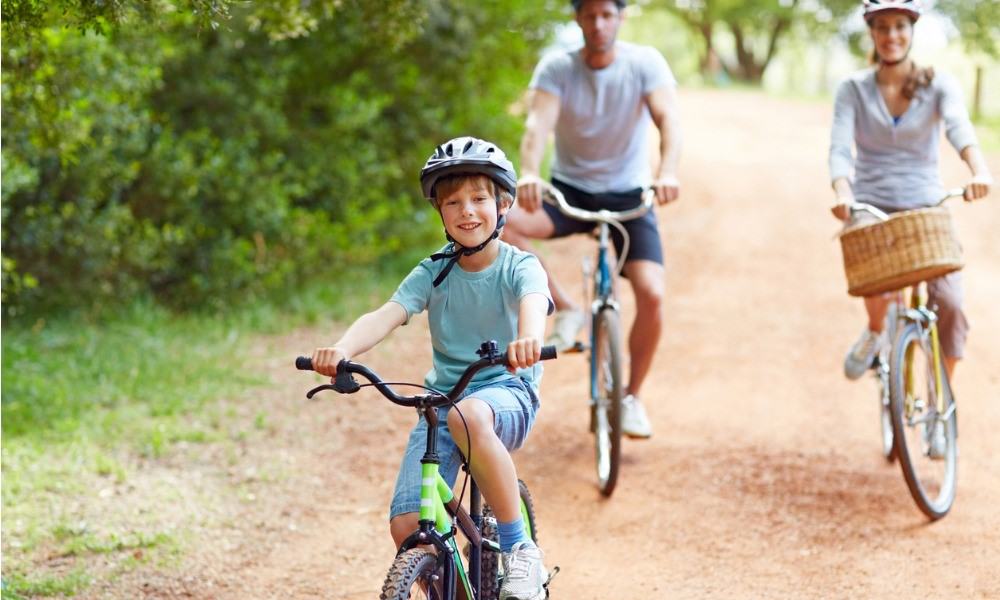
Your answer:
[869,49,935,99]
[432,173,514,210]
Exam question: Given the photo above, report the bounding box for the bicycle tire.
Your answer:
[480,479,540,600]
[888,322,958,520]
[592,308,623,497]
[380,548,445,600]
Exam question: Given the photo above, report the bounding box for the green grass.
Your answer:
[1,255,420,597]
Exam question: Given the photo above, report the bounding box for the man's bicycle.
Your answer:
[296,340,557,599]
[851,189,964,520]
[539,181,654,497]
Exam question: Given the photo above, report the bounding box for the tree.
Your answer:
[1,1,564,315]
[659,0,856,83]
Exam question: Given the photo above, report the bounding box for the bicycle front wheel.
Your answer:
[380,548,445,600]
[592,308,624,497]
[888,322,958,520]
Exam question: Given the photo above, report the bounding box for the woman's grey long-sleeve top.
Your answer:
[828,67,978,211]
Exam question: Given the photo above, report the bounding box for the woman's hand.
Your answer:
[831,196,854,222]
[506,337,542,373]
[965,173,993,201]
[312,346,350,377]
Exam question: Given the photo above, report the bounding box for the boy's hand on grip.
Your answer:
[312,347,349,377]
[507,337,542,373]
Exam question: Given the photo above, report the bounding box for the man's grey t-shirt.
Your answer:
[529,41,676,194]
[828,68,978,211]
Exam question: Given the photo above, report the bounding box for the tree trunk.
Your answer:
[973,64,983,121]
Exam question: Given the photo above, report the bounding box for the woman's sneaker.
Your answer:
[844,329,885,380]
[622,394,652,438]
[500,541,548,600]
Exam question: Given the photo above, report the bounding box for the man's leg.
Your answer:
[503,206,577,311]
[621,259,665,397]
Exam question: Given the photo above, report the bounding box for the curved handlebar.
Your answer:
[540,180,655,224]
[296,343,557,407]
[849,187,966,223]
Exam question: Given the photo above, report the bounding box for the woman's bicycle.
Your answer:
[296,340,557,599]
[539,181,655,497]
[851,189,964,520]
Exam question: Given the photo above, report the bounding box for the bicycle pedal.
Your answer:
[543,566,560,596]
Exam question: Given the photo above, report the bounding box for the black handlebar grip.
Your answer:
[540,345,557,361]
[296,356,313,371]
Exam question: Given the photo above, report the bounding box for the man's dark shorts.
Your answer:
[542,178,664,265]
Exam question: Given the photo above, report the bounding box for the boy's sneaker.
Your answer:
[500,541,548,600]
[844,329,885,380]
[622,394,652,439]
[546,309,585,352]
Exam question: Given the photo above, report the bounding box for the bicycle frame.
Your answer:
[589,222,617,402]
[395,406,487,599]
[395,403,537,599]
[899,284,947,417]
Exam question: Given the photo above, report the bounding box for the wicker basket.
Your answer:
[839,207,963,297]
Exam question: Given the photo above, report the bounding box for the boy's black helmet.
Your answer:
[420,136,517,202]
[571,0,626,10]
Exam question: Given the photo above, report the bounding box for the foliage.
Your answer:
[657,0,857,82]
[936,0,1000,58]
[1,1,562,315]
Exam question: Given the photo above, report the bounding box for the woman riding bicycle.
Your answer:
[829,0,993,386]
[310,137,554,600]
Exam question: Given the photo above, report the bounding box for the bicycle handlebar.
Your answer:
[540,180,655,224]
[296,341,557,407]
[849,187,966,223]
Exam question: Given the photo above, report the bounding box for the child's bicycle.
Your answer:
[539,181,655,497]
[851,188,964,520]
[296,340,558,599]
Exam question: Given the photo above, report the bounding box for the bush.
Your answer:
[1,1,562,315]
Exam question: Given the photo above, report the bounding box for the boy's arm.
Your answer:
[506,293,551,373]
[311,301,408,377]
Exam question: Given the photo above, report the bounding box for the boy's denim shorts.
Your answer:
[388,376,540,521]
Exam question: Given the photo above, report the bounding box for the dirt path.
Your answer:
[119,89,1000,599]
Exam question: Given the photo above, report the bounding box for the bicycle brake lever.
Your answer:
[306,384,337,399]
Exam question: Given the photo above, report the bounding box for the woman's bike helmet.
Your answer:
[419,136,518,287]
[863,0,921,23]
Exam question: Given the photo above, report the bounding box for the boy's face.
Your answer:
[437,179,506,248]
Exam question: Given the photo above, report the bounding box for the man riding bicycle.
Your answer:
[504,0,682,438]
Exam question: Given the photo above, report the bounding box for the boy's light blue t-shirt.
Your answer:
[390,241,553,394]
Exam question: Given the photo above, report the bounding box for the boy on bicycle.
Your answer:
[311,136,553,599]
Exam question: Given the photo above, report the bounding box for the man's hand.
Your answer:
[506,337,542,373]
[652,176,680,205]
[312,346,350,378]
[831,196,854,222]
[965,173,993,201]
[517,175,544,213]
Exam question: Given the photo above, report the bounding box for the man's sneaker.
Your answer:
[621,394,652,439]
[927,419,947,460]
[500,541,547,600]
[844,329,885,380]
[545,309,585,353]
